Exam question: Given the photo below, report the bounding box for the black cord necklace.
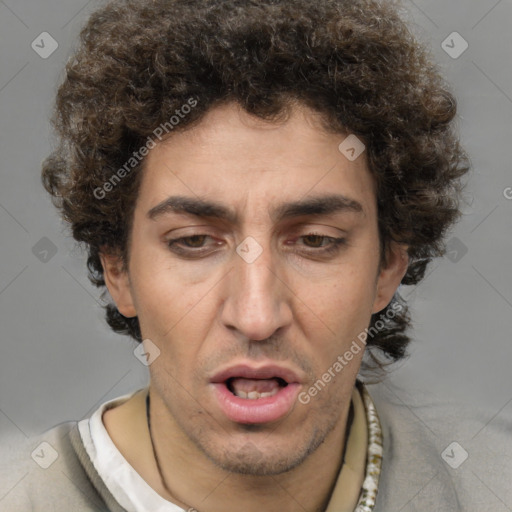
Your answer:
[145,393,179,503]
[145,391,150,424]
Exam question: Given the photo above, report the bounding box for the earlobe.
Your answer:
[99,249,137,318]
[372,243,409,314]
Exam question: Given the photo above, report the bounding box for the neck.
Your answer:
[145,388,353,512]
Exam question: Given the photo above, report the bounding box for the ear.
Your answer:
[372,242,409,314]
[99,248,137,318]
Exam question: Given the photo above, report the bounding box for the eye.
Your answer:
[301,234,332,248]
[290,232,347,256]
[166,234,222,257]
[175,234,208,247]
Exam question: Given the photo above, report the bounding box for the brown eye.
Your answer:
[166,234,223,258]
[181,235,208,247]
[302,234,327,248]
[290,232,347,258]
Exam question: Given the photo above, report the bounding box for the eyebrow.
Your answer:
[147,194,364,224]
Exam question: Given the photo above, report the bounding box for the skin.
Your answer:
[101,101,408,512]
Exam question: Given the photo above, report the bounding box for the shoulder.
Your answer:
[366,381,512,511]
[0,421,111,512]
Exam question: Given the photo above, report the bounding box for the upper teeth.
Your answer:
[234,388,279,399]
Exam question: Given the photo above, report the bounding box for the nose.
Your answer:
[220,239,292,341]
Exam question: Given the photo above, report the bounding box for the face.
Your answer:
[102,101,407,476]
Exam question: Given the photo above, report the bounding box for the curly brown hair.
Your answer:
[42,0,469,367]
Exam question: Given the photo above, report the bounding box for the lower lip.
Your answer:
[211,382,301,424]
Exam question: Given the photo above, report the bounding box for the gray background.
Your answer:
[0,0,511,505]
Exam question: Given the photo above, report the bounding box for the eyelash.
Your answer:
[165,232,347,258]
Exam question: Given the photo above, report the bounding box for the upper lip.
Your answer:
[209,363,303,384]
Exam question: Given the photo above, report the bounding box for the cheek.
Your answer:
[294,266,377,365]
[304,265,376,322]
[128,244,215,341]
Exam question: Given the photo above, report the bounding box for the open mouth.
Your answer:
[226,377,288,399]
[210,363,302,424]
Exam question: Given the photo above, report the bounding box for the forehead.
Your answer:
[136,102,376,223]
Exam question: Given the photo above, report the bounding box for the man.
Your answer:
[4,0,508,511]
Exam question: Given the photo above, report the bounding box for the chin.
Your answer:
[202,434,324,476]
